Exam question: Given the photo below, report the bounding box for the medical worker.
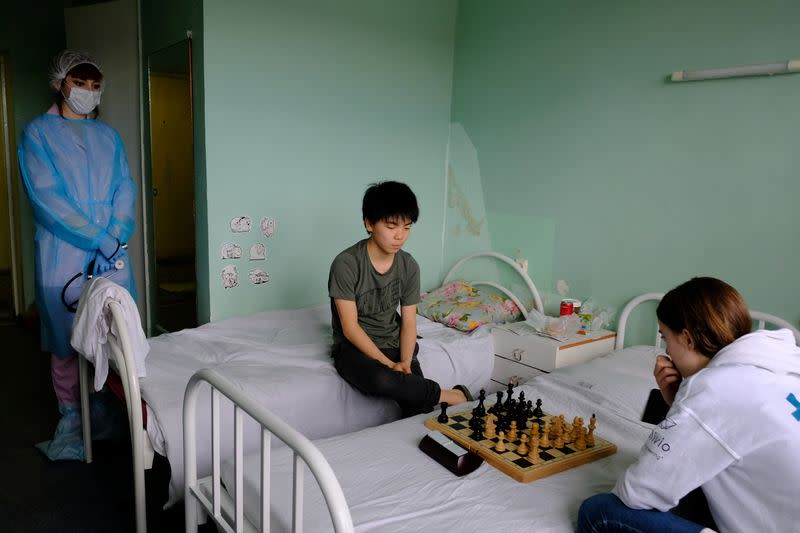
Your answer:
[18,50,137,460]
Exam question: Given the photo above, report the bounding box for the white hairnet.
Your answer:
[48,49,103,92]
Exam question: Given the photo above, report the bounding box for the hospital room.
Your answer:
[1,0,798,532]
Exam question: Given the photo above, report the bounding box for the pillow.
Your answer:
[417,280,522,332]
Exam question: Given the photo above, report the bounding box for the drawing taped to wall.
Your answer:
[249,243,266,260]
[230,215,252,233]
[220,242,242,259]
[260,216,275,238]
[249,269,270,285]
[222,265,239,289]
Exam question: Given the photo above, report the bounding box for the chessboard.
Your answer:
[424,387,617,483]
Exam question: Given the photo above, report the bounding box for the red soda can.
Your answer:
[559,300,574,316]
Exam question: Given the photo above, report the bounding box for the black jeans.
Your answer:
[333,341,441,417]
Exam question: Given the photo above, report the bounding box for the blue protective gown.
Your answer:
[18,107,137,358]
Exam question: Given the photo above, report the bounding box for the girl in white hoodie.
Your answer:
[577,277,800,533]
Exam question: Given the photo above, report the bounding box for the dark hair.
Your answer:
[67,62,103,83]
[56,62,104,107]
[362,181,419,225]
[656,277,751,358]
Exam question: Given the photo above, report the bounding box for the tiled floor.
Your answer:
[0,322,211,532]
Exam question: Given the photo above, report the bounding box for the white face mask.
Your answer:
[63,86,102,115]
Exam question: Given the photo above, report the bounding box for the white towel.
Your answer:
[71,277,149,391]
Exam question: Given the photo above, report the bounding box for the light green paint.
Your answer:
[442,122,492,275]
[203,0,457,320]
[451,0,800,336]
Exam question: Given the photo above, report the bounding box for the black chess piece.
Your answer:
[469,415,484,440]
[505,383,514,406]
[489,391,503,414]
[437,402,449,423]
[519,391,526,405]
[475,389,486,417]
[533,398,544,418]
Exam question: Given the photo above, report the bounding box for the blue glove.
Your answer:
[92,255,115,276]
[98,233,120,260]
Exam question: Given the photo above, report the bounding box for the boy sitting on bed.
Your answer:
[328,180,470,417]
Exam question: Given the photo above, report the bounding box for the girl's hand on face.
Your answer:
[654,355,682,406]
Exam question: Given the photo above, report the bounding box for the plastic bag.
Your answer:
[576,298,615,332]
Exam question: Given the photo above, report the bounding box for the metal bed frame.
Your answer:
[183,368,354,533]
[77,300,148,533]
[75,251,543,532]
[615,292,800,349]
[184,291,799,533]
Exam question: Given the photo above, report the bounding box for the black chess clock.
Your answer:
[418,430,484,476]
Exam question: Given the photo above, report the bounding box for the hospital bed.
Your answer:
[183,293,799,533]
[76,251,543,533]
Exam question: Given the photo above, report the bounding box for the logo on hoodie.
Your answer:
[787,393,800,421]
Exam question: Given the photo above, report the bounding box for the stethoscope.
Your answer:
[61,244,127,313]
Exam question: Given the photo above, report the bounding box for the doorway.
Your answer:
[147,39,197,333]
[0,52,22,322]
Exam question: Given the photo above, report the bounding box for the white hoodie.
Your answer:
[614,329,800,533]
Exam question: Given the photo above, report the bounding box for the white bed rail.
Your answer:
[184,368,354,533]
[443,251,544,318]
[78,300,147,533]
[616,292,800,349]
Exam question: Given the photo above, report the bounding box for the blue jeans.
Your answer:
[576,493,705,533]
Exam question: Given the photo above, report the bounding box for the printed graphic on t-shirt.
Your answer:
[356,279,401,315]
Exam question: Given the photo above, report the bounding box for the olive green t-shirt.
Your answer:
[328,238,420,350]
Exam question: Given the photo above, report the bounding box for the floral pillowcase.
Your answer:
[417,280,522,332]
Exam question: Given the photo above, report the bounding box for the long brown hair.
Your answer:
[656,277,751,357]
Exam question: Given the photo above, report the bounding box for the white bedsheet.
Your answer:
[140,304,494,505]
[220,346,658,532]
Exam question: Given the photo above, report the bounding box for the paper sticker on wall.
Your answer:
[260,217,275,238]
[249,243,266,260]
[222,265,239,289]
[230,216,252,233]
[220,242,242,259]
[249,269,270,285]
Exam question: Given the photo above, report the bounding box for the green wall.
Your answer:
[451,0,800,334]
[203,0,457,320]
[140,0,209,324]
[2,2,68,310]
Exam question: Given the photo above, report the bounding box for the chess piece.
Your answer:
[517,433,529,455]
[553,422,564,449]
[527,434,541,464]
[490,391,503,414]
[437,402,448,423]
[484,414,497,439]
[475,389,487,417]
[587,414,596,447]
[575,426,587,451]
[530,421,539,438]
[518,391,525,405]
[495,431,507,452]
[541,424,551,448]
[532,398,544,418]
[508,420,518,441]
[471,416,485,441]
[572,417,583,443]
[506,383,514,404]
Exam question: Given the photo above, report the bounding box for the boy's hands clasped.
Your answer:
[654,355,682,406]
[391,360,412,375]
